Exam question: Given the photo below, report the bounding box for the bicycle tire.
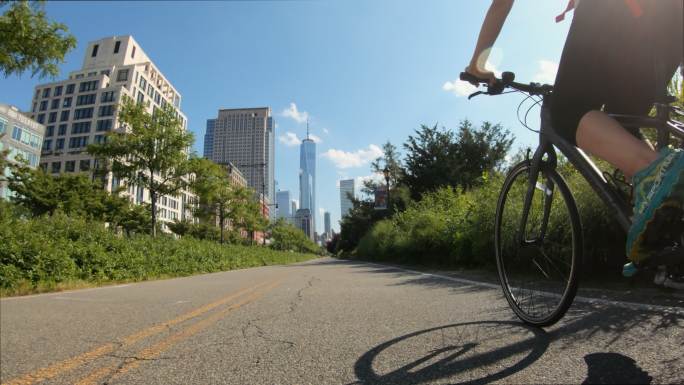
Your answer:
[495,160,582,327]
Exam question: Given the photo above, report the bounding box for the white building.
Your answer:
[340,179,355,218]
[29,35,194,227]
[0,104,45,200]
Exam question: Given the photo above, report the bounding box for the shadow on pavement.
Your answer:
[582,352,653,385]
[353,321,550,385]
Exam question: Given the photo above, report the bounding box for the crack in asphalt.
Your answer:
[239,276,320,359]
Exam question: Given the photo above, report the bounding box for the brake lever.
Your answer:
[468,91,487,100]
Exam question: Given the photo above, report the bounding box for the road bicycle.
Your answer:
[461,71,684,327]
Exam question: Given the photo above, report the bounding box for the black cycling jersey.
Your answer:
[551,0,683,146]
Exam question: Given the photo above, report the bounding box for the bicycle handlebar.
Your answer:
[459,71,553,98]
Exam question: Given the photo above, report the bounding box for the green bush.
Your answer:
[355,166,626,276]
[269,219,322,255]
[0,209,319,295]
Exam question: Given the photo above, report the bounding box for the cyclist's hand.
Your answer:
[464,65,496,86]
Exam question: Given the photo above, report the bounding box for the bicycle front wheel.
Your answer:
[495,161,582,327]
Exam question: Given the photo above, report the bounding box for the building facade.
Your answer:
[340,178,355,218]
[204,108,275,217]
[299,136,316,237]
[0,104,45,200]
[28,35,193,226]
[324,211,331,240]
[295,208,313,240]
[204,119,215,160]
[276,190,292,222]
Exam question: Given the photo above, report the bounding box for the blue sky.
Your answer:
[0,0,572,233]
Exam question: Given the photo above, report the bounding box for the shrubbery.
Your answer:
[355,165,627,277]
[0,208,319,295]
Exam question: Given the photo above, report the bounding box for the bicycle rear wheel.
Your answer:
[495,161,581,327]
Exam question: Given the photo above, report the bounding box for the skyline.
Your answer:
[0,1,573,233]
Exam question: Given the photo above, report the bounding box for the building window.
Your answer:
[66,84,75,94]
[0,117,6,135]
[63,97,72,108]
[79,159,90,171]
[56,138,64,150]
[100,69,111,76]
[71,121,91,134]
[37,114,45,124]
[75,73,84,79]
[51,162,61,173]
[54,85,63,96]
[76,93,96,106]
[74,107,94,120]
[39,100,47,111]
[91,44,99,57]
[42,139,52,151]
[60,110,70,122]
[32,103,37,112]
[98,105,115,117]
[154,91,161,105]
[69,136,88,149]
[131,45,136,58]
[116,69,129,82]
[79,81,98,92]
[136,91,144,104]
[29,133,40,149]
[45,125,54,137]
[94,134,106,144]
[65,160,75,172]
[11,126,21,141]
[42,88,51,98]
[114,41,121,54]
[57,124,67,136]
[48,112,57,123]
[96,119,113,132]
[50,99,60,109]
[139,77,147,89]
[101,91,115,103]
[147,84,154,97]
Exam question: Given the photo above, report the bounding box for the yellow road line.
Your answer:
[74,280,281,385]
[2,280,274,385]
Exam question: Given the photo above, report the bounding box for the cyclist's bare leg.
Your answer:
[576,110,658,180]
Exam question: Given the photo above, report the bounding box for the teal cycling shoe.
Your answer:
[626,148,684,263]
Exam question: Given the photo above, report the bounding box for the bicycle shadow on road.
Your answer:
[352,320,551,385]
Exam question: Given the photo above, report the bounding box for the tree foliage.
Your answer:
[0,1,77,78]
[269,218,320,254]
[402,120,513,199]
[6,163,149,234]
[88,99,194,236]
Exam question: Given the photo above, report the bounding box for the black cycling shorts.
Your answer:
[551,0,683,146]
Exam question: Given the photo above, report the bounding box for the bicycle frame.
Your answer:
[520,101,681,243]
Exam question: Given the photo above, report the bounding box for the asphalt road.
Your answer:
[1,257,683,385]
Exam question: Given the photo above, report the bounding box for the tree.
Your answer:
[6,162,149,233]
[362,141,410,213]
[0,1,77,78]
[269,218,320,253]
[402,120,513,198]
[88,99,194,237]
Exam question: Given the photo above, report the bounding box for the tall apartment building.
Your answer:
[340,179,355,218]
[204,108,275,216]
[299,132,316,236]
[0,104,45,200]
[276,190,292,222]
[28,35,193,225]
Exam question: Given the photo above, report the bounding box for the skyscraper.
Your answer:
[29,35,193,225]
[324,211,331,239]
[340,179,355,218]
[204,107,275,211]
[276,190,292,222]
[299,125,316,237]
[203,118,215,159]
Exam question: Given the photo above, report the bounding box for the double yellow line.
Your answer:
[4,279,281,385]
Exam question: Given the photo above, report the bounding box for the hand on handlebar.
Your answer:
[464,65,496,86]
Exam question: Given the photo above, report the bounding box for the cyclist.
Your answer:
[465,0,683,286]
